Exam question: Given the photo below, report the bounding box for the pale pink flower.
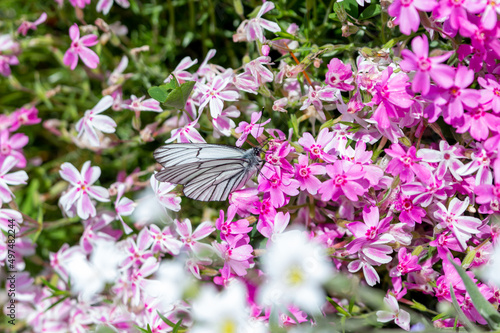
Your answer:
[175,218,215,256]
[417,141,465,180]
[0,208,22,232]
[0,34,19,77]
[149,224,182,255]
[17,12,47,36]
[59,161,110,219]
[377,294,411,331]
[164,56,197,84]
[0,156,28,203]
[150,174,181,211]
[212,234,254,276]
[197,75,239,118]
[114,184,134,234]
[212,106,240,138]
[69,0,91,8]
[244,1,281,42]
[121,228,154,270]
[96,0,130,15]
[75,95,116,147]
[166,118,206,143]
[244,56,274,86]
[479,74,500,113]
[235,111,270,147]
[122,95,163,115]
[0,130,29,168]
[63,24,99,70]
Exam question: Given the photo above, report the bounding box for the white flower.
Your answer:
[376,294,410,331]
[75,95,116,147]
[258,230,334,314]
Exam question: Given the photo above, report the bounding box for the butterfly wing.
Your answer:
[154,144,261,201]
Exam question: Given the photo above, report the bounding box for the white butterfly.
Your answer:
[154,143,263,201]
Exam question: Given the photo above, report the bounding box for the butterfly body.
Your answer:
[154,143,262,201]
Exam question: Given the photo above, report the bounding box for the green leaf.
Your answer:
[233,0,244,16]
[359,3,381,20]
[148,86,169,103]
[319,118,335,131]
[157,310,176,327]
[450,257,500,330]
[449,280,481,332]
[172,319,183,333]
[334,0,359,20]
[410,300,427,312]
[327,297,351,317]
[163,81,196,110]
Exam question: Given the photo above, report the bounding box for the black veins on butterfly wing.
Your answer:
[154,143,262,201]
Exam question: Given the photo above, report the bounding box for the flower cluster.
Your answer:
[4,1,500,332]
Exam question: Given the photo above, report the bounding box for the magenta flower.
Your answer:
[342,141,384,186]
[212,234,253,276]
[258,167,300,208]
[434,0,485,30]
[417,141,465,180]
[244,1,281,42]
[0,129,28,168]
[389,248,422,277]
[400,34,455,95]
[319,160,367,202]
[96,0,130,15]
[479,74,500,113]
[258,211,290,240]
[294,155,325,195]
[385,144,431,183]
[63,24,99,70]
[59,161,110,219]
[456,105,500,141]
[17,12,47,36]
[371,67,414,129]
[394,194,426,227]
[388,0,438,35]
[325,58,354,91]
[0,156,28,203]
[215,206,252,241]
[433,65,482,123]
[9,106,41,132]
[69,0,91,9]
[457,145,493,185]
[434,197,482,250]
[235,111,270,147]
[401,171,449,207]
[75,96,116,147]
[197,75,239,118]
[298,128,337,162]
[476,183,500,212]
[346,206,393,253]
[376,294,410,331]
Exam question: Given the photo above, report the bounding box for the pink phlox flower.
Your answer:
[148,224,182,255]
[328,123,351,155]
[342,141,384,186]
[212,106,240,138]
[122,95,162,115]
[265,141,294,172]
[166,117,206,143]
[389,248,422,278]
[120,228,154,270]
[150,174,182,211]
[300,84,340,114]
[400,34,455,95]
[216,206,253,241]
[459,15,500,59]
[417,141,465,180]
[479,74,500,114]
[272,97,288,112]
[69,0,91,9]
[371,67,414,129]
[319,160,368,202]
[80,215,117,253]
[130,257,160,306]
[0,208,22,232]
[462,288,491,325]
[258,166,300,208]
[9,106,41,132]
[434,0,485,30]
[232,71,260,94]
[457,145,494,185]
[298,128,337,162]
[197,75,239,118]
[175,218,215,257]
[325,58,354,91]
[385,143,432,183]
[434,197,482,250]
[228,187,260,217]
[258,211,290,241]
[164,56,198,84]
[96,0,130,15]
[49,244,85,282]
[75,95,116,147]
[433,65,482,124]
[401,170,450,207]
[235,111,270,147]
[107,55,132,86]
[476,182,500,213]
[256,196,278,225]
[429,232,463,259]
[195,49,224,81]
[244,1,281,42]
[376,294,410,331]
[479,0,500,30]
[59,161,110,219]
[244,56,274,86]
[346,205,394,254]
[63,24,99,70]
[394,193,427,227]
[456,103,500,141]
[348,257,382,286]
[294,154,325,195]
[17,12,47,36]
[388,0,438,35]
[0,34,20,77]
[114,184,134,234]
[468,241,494,268]
[0,130,28,168]
[212,234,254,276]
[434,257,471,302]
[337,92,370,128]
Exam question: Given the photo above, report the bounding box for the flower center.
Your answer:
[401,0,413,6]
[400,155,412,166]
[417,58,431,71]
[334,175,346,186]
[311,145,322,156]
[365,226,377,240]
[299,166,310,178]
[443,153,451,160]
